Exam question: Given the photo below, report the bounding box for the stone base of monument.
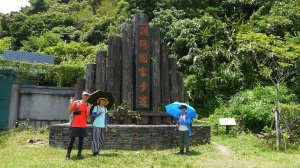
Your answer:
[49,123,211,150]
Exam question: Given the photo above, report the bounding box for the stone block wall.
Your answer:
[49,124,211,150]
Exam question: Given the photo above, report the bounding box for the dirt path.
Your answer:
[212,142,231,155]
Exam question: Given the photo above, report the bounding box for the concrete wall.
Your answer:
[49,124,211,150]
[19,94,70,120]
[9,84,75,128]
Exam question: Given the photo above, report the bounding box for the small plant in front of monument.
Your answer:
[109,101,141,124]
[158,104,165,111]
[109,102,128,122]
[127,111,141,124]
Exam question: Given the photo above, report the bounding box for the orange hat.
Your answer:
[97,98,109,106]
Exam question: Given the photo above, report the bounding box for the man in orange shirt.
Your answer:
[66,91,91,160]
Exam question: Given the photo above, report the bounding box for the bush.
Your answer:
[109,102,141,124]
[0,59,85,87]
[209,85,298,133]
[279,104,300,143]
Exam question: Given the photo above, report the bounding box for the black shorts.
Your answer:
[70,127,88,137]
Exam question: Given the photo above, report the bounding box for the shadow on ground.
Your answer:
[69,152,119,160]
[174,150,201,156]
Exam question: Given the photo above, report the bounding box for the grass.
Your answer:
[0,129,300,168]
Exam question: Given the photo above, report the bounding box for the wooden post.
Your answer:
[140,116,149,125]
[171,117,177,124]
[121,23,134,110]
[184,87,189,102]
[107,36,122,106]
[169,58,179,103]
[95,51,106,91]
[152,117,161,125]
[215,124,219,135]
[75,78,85,100]
[150,27,161,112]
[226,126,230,135]
[85,64,96,93]
[177,72,184,102]
[160,43,170,106]
[162,116,171,125]
[133,13,148,35]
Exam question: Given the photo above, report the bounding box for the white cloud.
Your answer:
[0,0,30,14]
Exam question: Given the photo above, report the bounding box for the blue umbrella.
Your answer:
[165,102,197,119]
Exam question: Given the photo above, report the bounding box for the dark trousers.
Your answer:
[179,131,189,151]
[67,137,84,155]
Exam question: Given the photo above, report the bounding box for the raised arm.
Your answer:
[86,104,92,117]
[68,97,75,114]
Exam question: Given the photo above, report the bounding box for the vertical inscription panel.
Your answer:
[135,25,151,110]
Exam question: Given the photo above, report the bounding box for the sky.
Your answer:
[0,0,30,14]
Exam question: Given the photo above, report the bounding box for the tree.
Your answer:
[9,14,47,48]
[89,0,101,14]
[43,41,96,64]
[0,14,12,38]
[29,0,49,14]
[247,1,300,36]
[237,32,300,150]
[0,37,14,53]
[20,32,62,52]
[81,19,111,45]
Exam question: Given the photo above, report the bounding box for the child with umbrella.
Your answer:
[88,90,116,156]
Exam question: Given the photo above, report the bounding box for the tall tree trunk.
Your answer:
[275,83,280,150]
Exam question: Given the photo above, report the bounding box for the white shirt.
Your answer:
[178,115,188,131]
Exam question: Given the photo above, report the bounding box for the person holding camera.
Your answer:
[66,91,91,160]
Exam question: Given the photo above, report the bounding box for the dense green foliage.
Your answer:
[0,0,300,137]
[209,85,299,133]
[0,59,84,86]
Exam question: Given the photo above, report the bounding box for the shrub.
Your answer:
[0,59,85,87]
[209,85,298,133]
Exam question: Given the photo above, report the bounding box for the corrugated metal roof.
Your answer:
[2,50,54,64]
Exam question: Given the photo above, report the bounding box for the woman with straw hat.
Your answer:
[91,97,109,156]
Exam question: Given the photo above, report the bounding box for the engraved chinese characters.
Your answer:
[135,25,150,110]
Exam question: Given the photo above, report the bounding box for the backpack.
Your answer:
[90,105,100,122]
[69,100,80,124]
